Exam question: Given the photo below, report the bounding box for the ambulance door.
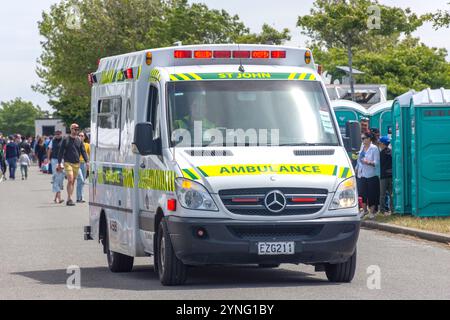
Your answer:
[138,83,164,253]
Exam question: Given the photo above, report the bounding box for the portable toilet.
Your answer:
[391,91,415,215]
[410,88,450,217]
[368,100,394,137]
[331,100,369,135]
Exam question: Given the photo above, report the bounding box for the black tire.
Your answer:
[156,218,187,286]
[258,264,280,268]
[325,249,357,283]
[105,225,134,273]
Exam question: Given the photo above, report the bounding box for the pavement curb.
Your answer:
[361,220,450,245]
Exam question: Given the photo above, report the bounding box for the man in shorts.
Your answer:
[58,124,89,206]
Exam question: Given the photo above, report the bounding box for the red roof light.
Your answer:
[213,50,232,59]
[125,68,133,79]
[233,50,251,59]
[252,51,270,59]
[174,50,192,59]
[271,51,286,59]
[194,50,213,59]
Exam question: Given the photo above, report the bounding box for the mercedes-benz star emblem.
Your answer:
[264,190,287,213]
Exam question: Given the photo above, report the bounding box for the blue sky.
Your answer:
[0,0,449,111]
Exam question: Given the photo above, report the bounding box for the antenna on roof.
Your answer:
[237,43,245,73]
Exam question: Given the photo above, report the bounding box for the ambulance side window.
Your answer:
[147,85,160,139]
[97,97,122,149]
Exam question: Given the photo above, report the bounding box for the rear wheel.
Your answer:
[156,218,187,286]
[105,224,134,273]
[325,249,357,283]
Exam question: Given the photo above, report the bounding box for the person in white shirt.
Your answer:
[356,132,380,219]
[18,149,31,180]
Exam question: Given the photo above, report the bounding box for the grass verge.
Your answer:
[373,214,450,235]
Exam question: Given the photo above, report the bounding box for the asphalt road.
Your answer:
[1,167,449,300]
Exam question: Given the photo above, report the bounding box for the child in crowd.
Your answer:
[19,149,31,180]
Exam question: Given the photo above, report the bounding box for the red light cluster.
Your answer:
[174,50,286,59]
[125,68,133,79]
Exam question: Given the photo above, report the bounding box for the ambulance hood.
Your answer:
[174,146,353,194]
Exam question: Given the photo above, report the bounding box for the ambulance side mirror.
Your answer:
[132,122,155,156]
[345,121,361,153]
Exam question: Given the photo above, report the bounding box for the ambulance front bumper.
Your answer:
[166,215,360,266]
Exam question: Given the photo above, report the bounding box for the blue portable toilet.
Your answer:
[391,91,415,215]
[331,100,369,135]
[409,88,450,217]
[368,100,394,137]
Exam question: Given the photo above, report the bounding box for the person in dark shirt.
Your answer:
[379,136,393,215]
[35,137,47,169]
[19,137,32,160]
[58,124,88,206]
[5,136,20,180]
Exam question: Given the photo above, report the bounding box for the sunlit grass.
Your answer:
[373,214,450,235]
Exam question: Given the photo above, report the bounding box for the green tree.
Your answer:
[298,0,424,101]
[431,2,450,28]
[236,24,291,45]
[35,0,290,126]
[314,37,450,99]
[0,99,45,136]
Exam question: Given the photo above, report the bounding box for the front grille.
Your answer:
[219,188,328,216]
[293,149,335,156]
[228,225,323,240]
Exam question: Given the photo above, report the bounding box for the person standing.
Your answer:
[35,137,47,169]
[19,149,31,180]
[76,131,90,203]
[0,139,7,181]
[47,130,65,203]
[58,124,89,206]
[379,136,393,215]
[5,136,19,180]
[356,132,380,219]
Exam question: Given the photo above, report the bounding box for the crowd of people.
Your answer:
[0,123,90,206]
[1,118,392,213]
[355,118,393,219]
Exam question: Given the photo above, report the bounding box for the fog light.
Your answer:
[195,227,208,239]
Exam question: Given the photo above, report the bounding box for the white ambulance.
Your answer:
[85,44,361,286]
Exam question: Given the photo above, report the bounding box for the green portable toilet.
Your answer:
[331,100,369,135]
[368,100,394,136]
[410,88,450,217]
[392,91,415,215]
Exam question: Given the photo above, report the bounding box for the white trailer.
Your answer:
[34,118,67,137]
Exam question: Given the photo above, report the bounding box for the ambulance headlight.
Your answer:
[329,177,357,210]
[175,178,219,211]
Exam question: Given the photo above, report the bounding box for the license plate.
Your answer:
[257,242,295,255]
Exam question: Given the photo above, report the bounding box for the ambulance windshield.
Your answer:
[168,80,339,147]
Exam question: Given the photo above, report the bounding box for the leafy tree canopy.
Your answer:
[314,37,450,99]
[0,99,45,137]
[34,0,291,126]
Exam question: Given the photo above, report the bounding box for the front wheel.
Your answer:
[325,249,357,283]
[156,218,187,286]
